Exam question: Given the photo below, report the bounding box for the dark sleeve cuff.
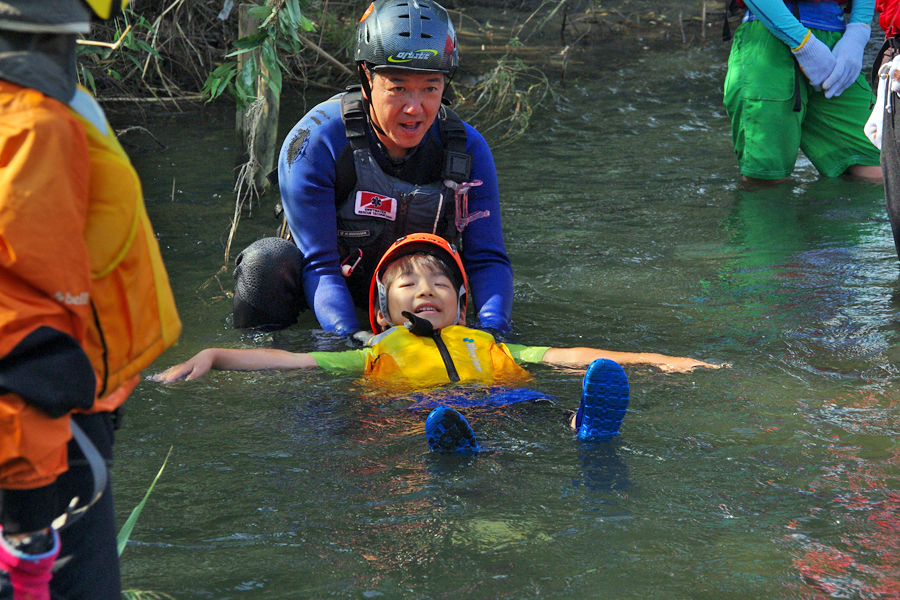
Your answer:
[0,326,95,418]
[0,484,58,534]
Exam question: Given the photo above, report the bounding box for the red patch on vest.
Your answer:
[355,191,397,221]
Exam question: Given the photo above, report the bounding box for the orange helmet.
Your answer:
[368,233,467,333]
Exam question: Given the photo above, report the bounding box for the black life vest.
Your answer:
[333,89,473,306]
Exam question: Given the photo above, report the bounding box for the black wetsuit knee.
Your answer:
[232,237,307,329]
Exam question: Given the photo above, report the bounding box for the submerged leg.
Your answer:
[575,359,630,441]
[425,406,480,455]
[232,237,307,329]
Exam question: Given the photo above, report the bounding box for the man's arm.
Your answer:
[743,0,810,47]
[279,100,363,336]
[460,124,513,334]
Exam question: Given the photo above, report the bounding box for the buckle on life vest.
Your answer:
[442,150,472,183]
[445,179,489,233]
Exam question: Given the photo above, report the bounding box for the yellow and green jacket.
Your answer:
[311,325,549,391]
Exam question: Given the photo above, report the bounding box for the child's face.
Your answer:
[377,262,464,331]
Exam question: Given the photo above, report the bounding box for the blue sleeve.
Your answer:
[743,0,812,47]
[459,123,513,334]
[848,0,875,25]
[278,97,362,336]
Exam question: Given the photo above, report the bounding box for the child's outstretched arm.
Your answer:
[541,347,723,373]
[150,348,318,382]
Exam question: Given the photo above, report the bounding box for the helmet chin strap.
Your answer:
[358,64,388,138]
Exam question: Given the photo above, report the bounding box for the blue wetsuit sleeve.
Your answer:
[279,98,362,336]
[460,123,513,334]
[848,0,875,25]
[743,0,813,47]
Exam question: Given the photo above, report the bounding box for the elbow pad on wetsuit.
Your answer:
[0,327,95,418]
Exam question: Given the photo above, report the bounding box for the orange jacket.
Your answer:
[0,82,181,492]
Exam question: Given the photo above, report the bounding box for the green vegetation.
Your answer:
[455,53,553,146]
[201,0,317,108]
[118,449,173,600]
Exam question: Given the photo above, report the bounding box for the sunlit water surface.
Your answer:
[113,36,900,599]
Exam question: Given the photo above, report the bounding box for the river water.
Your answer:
[114,32,900,600]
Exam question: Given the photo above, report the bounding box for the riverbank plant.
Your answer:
[119,448,173,599]
[77,0,356,104]
[454,53,553,146]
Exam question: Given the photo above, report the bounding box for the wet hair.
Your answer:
[380,252,462,320]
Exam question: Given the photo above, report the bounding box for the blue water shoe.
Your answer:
[575,359,630,441]
[425,406,480,455]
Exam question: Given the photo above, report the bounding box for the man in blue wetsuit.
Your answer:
[233,0,513,344]
[723,0,883,184]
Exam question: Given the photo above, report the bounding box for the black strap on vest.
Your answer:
[340,87,473,183]
[341,88,370,152]
[402,311,460,382]
[788,0,803,112]
[436,105,472,183]
[722,0,741,42]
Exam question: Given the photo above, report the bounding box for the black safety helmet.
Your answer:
[0,0,127,32]
[354,0,458,77]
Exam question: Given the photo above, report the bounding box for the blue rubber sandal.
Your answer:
[425,406,480,455]
[575,359,630,441]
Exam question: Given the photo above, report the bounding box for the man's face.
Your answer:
[377,262,463,330]
[366,69,446,159]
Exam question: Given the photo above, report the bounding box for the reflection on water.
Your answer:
[112,36,900,599]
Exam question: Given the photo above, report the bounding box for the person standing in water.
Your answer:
[865,0,900,257]
[723,0,882,184]
[0,1,181,597]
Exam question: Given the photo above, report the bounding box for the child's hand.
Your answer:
[149,349,216,382]
[649,356,728,373]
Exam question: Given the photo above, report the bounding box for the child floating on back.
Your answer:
[152,234,723,453]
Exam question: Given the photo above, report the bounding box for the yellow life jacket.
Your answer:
[67,88,181,407]
[365,325,531,389]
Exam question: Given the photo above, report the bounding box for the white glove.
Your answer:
[823,22,871,98]
[791,30,836,90]
[887,53,900,95]
[347,329,374,347]
[864,73,887,149]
